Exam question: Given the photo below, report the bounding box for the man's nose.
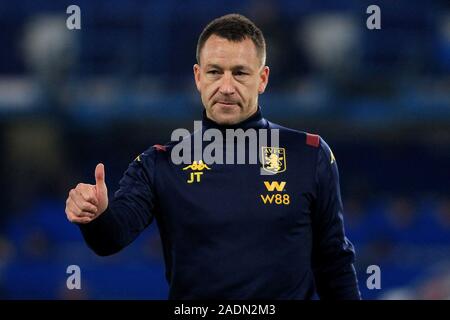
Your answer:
[219,72,235,95]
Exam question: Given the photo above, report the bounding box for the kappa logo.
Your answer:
[261,147,286,174]
[182,160,211,183]
[330,149,336,164]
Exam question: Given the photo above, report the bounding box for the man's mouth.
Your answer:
[215,101,239,107]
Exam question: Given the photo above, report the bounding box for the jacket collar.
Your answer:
[202,106,268,130]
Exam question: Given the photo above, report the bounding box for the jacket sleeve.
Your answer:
[311,137,361,299]
[78,148,156,256]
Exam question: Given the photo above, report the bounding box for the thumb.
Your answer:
[95,163,106,187]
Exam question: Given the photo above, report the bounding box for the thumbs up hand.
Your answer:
[94,163,108,215]
[65,163,109,224]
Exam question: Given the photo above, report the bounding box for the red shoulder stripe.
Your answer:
[306,133,320,148]
[153,144,167,152]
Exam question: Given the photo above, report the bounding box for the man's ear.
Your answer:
[193,64,201,92]
[258,66,270,94]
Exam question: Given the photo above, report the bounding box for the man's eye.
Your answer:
[234,71,248,76]
[207,70,219,75]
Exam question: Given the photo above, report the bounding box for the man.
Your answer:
[65,14,361,299]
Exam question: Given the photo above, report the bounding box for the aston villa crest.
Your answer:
[261,147,286,174]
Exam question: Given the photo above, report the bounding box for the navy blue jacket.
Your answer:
[79,108,361,299]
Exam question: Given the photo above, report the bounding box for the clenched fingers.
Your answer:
[69,189,98,214]
[75,183,98,206]
[67,196,96,216]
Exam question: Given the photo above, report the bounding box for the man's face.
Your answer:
[194,35,269,125]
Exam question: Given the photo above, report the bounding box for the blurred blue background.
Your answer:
[0,0,449,299]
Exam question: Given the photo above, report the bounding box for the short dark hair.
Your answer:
[196,13,266,66]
